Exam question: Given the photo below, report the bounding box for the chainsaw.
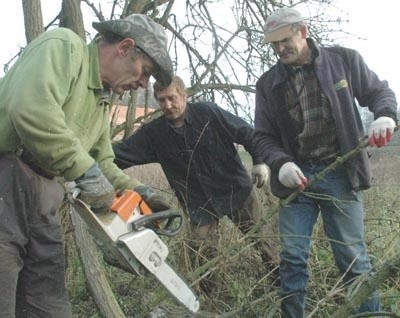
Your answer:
[68,187,200,313]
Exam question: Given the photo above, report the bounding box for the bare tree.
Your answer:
[11,0,349,133]
[165,0,348,123]
[94,0,348,139]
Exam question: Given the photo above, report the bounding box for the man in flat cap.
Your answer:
[0,14,173,317]
[254,7,397,318]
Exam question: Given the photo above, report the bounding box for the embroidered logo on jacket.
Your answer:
[335,79,348,90]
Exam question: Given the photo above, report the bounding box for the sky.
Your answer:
[334,0,399,103]
[0,0,398,104]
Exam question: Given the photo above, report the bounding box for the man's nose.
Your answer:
[274,42,285,53]
[137,75,150,89]
[164,100,172,109]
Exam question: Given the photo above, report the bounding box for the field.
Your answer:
[65,146,400,317]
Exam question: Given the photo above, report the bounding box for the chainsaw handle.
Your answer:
[131,210,183,237]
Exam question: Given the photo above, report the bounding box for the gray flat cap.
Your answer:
[263,8,304,44]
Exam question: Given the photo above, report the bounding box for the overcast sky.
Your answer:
[0,0,398,105]
[336,0,399,104]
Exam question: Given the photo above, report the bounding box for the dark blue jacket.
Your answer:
[254,40,397,198]
[114,102,262,225]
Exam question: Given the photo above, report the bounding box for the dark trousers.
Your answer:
[0,154,72,318]
[190,187,280,264]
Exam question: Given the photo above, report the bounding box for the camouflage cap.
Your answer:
[93,14,173,86]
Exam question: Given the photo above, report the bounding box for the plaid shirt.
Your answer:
[286,61,339,161]
[255,38,397,198]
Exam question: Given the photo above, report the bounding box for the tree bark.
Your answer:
[70,207,126,318]
[22,0,44,43]
[60,0,85,39]
[123,0,150,15]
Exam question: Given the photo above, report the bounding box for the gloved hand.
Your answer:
[251,163,269,188]
[278,162,308,190]
[75,163,114,213]
[134,185,171,212]
[368,116,396,147]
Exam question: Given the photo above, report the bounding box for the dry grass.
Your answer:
[66,146,400,317]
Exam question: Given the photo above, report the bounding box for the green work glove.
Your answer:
[75,163,114,213]
[134,185,171,212]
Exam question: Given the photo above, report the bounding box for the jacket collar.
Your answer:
[87,41,103,91]
[272,38,320,88]
[184,103,192,125]
[163,103,192,129]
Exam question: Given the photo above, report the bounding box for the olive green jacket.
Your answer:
[0,27,138,190]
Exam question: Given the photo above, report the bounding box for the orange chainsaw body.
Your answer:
[111,190,152,222]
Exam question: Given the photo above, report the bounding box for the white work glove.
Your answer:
[368,116,396,147]
[278,162,308,190]
[251,163,269,188]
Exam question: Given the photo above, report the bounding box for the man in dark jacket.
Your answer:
[254,7,397,318]
[114,75,280,292]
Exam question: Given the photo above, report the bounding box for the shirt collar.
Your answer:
[286,39,319,74]
[184,104,192,124]
[163,103,191,129]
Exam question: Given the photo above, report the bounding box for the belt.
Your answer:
[18,149,57,179]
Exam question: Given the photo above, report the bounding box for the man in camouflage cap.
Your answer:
[0,13,173,317]
[93,14,173,86]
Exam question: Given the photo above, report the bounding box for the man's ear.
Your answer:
[118,38,136,57]
[300,24,308,39]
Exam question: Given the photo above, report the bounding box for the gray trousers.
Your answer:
[0,154,72,318]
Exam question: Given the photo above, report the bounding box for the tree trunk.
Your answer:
[70,206,126,318]
[60,0,85,39]
[123,0,149,16]
[22,0,44,43]
[125,90,138,138]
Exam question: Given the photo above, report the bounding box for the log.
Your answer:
[70,206,126,318]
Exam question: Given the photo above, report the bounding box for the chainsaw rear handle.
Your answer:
[131,209,183,237]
